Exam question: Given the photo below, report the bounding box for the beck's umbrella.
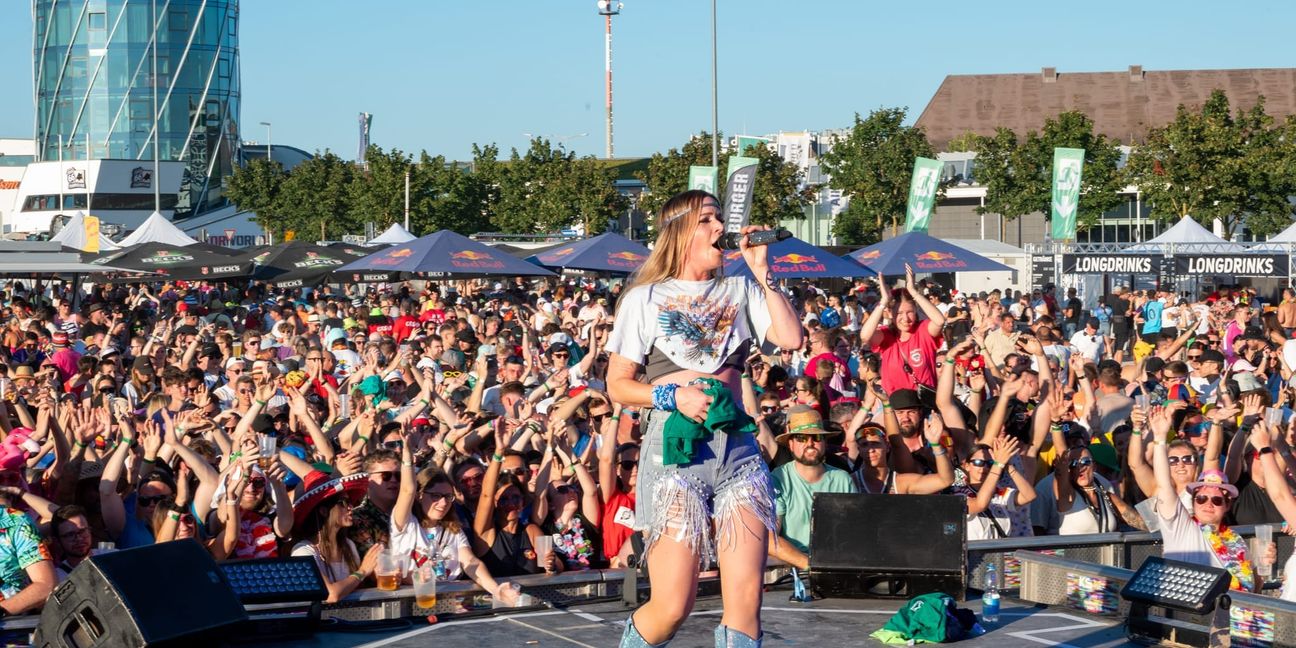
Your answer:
[242,242,397,288]
[187,241,244,256]
[525,233,650,275]
[846,231,1012,275]
[339,230,555,278]
[723,235,870,279]
[90,242,250,281]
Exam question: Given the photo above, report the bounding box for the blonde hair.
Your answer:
[622,190,720,301]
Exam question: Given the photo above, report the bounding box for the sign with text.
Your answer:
[722,156,758,233]
[1061,254,1159,275]
[1174,255,1289,278]
[83,215,100,254]
[903,157,942,233]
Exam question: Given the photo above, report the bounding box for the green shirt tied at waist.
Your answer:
[662,378,756,466]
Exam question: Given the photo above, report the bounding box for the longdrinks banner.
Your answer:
[1051,147,1084,240]
[903,157,942,233]
[688,165,718,194]
[723,156,758,233]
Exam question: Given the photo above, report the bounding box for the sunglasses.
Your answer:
[423,491,454,502]
[760,406,779,414]
[369,470,398,482]
[1187,354,1202,360]
[1070,457,1094,469]
[552,353,570,359]
[789,434,823,444]
[137,495,167,507]
[969,458,992,468]
[443,371,462,379]
[1194,494,1230,507]
[618,460,637,471]
[1167,455,1198,466]
[249,477,266,489]
[382,440,403,451]
[554,484,581,496]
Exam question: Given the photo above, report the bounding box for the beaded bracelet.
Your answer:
[651,384,679,411]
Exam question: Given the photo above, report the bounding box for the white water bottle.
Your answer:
[982,563,1000,625]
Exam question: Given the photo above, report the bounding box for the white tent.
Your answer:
[50,212,121,252]
[1125,215,1245,253]
[117,210,199,247]
[1249,221,1296,252]
[369,223,416,245]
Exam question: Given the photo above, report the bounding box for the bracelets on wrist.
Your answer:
[350,571,364,581]
[944,359,956,366]
[229,451,242,461]
[651,384,679,412]
[402,461,415,467]
[255,399,268,406]
[492,453,504,463]
[419,398,430,406]
[75,440,86,449]
[357,435,369,445]
[443,439,455,450]
[1130,429,1142,437]
[931,448,946,457]
[168,512,180,521]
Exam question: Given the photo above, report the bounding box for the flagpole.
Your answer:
[152,0,160,214]
[710,0,718,168]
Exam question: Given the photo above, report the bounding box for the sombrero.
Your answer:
[291,470,369,533]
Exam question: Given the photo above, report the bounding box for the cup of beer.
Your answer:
[376,552,404,591]
[256,434,277,471]
[412,563,437,609]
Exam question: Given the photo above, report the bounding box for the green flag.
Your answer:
[1051,147,1085,240]
[688,165,718,194]
[736,136,768,155]
[904,157,942,233]
[723,156,758,233]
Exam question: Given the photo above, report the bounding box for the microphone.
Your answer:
[717,228,792,251]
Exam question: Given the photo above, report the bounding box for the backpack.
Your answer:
[1093,305,1111,323]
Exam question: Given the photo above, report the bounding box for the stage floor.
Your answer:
[263,594,1136,648]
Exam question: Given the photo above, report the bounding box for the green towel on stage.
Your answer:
[661,378,756,466]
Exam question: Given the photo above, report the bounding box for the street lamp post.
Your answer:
[597,1,623,159]
[711,0,718,168]
[260,121,272,163]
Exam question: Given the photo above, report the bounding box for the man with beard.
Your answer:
[767,406,856,570]
[347,449,401,555]
[49,505,100,581]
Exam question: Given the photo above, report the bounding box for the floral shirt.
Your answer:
[0,508,51,599]
[347,498,390,557]
[544,515,602,571]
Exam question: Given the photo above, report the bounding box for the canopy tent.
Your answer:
[1249,221,1296,252]
[368,223,417,245]
[1124,216,1245,253]
[0,241,139,277]
[89,242,250,281]
[846,231,1013,275]
[339,230,555,278]
[50,212,121,252]
[242,242,397,288]
[525,233,650,275]
[723,235,868,279]
[116,211,200,247]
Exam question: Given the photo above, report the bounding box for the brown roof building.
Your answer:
[915,66,1296,151]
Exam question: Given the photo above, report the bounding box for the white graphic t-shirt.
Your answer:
[607,276,772,373]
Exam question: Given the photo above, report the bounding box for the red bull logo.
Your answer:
[388,249,413,258]
[773,253,817,264]
[449,248,504,270]
[549,248,575,258]
[856,250,881,260]
[915,251,955,261]
[608,251,643,262]
[724,250,744,261]
[451,250,491,261]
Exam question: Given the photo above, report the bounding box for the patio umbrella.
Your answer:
[846,231,1012,275]
[89,242,250,281]
[339,230,555,278]
[723,235,869,279]
[525,233,650,275]
[243,242,397,288]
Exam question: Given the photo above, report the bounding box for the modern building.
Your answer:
[15,0,241,236]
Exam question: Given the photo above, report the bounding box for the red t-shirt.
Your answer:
[601,489,636,562]
[872,324,942,395]
[420,309,447,326]
[368,317,394,338]
[393,315,420,344]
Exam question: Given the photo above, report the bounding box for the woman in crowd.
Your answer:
[473,420,549,576]
[290,471,384,603]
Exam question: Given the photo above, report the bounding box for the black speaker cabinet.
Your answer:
[808,493,967,600]
[34,539,247,648]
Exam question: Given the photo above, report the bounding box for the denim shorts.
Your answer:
[634,408,775,565]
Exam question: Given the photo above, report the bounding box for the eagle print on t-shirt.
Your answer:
[656,293,739,364]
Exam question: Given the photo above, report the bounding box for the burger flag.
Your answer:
[84,215,100,254]
[1051,147,1084,240]
[903,157,942,233]
[688,165,718,194]
[723,156,758,234]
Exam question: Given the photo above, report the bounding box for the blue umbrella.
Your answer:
[845,231,1012,275]
[723,235,870,279]
[526,233,651,275]
[339,230,555,278]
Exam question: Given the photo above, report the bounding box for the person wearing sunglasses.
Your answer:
[956,436,1036,541]
[536,436,603,572]
[1052,437,1144,536]
[389,433,518,603]
[1152,408,1274,593]
[598,406,640,569]
[766,406,856,571]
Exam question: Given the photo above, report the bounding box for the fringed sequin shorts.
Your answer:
[634,408,776,567]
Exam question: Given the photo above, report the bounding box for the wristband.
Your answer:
[651,384,679,412]
[611,415,620,422]
[255,399,268,406]
[991,460,1003,468]
[350,571,365,581]
[121,437,134,447]
[419,398,430,406]
[357,435,369,445]
[931,448,946,457]
[75,440,86,449]
[168,512,180,521]
[566,465,577,476]
[402,461,415,467]
[1259,446,1275,455]
[1130,429,1142,437]
[176,427,187,436]
[944,359,956,366]
[492,453,504,463]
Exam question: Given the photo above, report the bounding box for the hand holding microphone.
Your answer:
[717,227,792,251]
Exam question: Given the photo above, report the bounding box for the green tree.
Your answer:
[560,156,629,235]
[410,153,485,236]
[635,131,725,217]
[742,142,816,226]
[1122,90,1295,238]
[973,111,1125,232]
[490,138,576,234]
[225,159,286,230]
[819,108,938,245]
[348,145,420,230]
[272,151,356,240]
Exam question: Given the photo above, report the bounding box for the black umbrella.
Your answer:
[90,242,251,281]
[242,242,397,288]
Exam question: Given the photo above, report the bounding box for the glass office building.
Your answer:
[33,0,240,218]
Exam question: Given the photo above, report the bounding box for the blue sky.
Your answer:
[1,0,1292,161]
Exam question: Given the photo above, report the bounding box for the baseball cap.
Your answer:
[1197,349,1225,365]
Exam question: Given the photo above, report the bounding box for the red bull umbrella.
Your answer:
[524,232,650,275]
[723,234,869,279]
[339,230,555,278]
[845,231,1012,275]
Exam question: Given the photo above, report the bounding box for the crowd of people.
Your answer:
[0,213,1293,641]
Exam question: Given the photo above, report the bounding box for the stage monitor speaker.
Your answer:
[34,539,247,648]
[808,493,967,599]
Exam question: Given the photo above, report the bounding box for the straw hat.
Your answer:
[775,405,834,444]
